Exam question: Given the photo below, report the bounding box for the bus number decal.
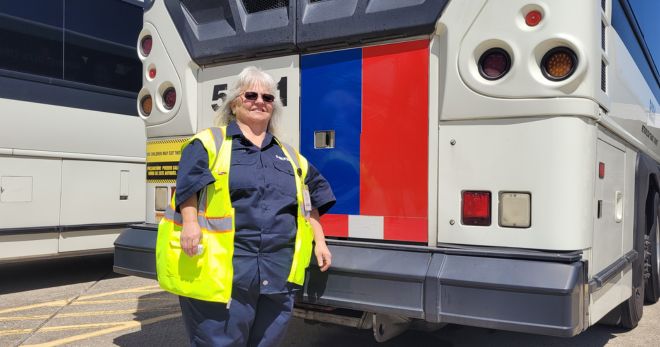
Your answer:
[210,76,287,112]
[211,84,227,111]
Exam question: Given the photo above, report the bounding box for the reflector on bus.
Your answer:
[462,191,491,226]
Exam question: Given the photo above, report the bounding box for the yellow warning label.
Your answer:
[146,138,189,183]
[146,138,188,163]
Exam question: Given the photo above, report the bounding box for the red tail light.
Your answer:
[163,87,176,109]
[525,10,543,27]
[462,191,492,226]
[141,36,153,56]
[478,48,511,80]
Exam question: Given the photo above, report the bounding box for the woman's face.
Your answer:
[233,82,274,127]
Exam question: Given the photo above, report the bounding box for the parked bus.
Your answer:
[114,0,660,340]
[0,0,146,261]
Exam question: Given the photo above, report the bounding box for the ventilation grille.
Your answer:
[601,21,606,50]
[601,61,607,92]
[242,0,288,14]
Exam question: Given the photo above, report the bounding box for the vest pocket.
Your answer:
[165,229,207,281]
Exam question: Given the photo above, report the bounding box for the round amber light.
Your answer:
[541,47,577,81]
[141,95,152,116]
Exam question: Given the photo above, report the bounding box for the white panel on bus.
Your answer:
[0,98,146,159]
[0,157,62,229]
[592,138,625,273]
[197,55,301,149]
[59,160,145,225]
[0,176,33,202]
[58,227,124,253]
[0,233,59,260]
[437,116,596,251]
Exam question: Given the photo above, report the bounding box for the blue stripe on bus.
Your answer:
[612,0,660,102]
[301,48,362,215]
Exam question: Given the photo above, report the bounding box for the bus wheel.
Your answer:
[644,197,660,304]
[617,192,653,328]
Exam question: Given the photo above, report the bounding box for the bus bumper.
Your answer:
[113,226,586,337]
[113,224,157,279]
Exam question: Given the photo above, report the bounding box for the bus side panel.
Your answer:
[0,157,62,229]
[59,160,145,226]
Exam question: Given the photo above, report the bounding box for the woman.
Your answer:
[169,66,335,346]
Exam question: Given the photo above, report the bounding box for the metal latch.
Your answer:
[314,130,335,149]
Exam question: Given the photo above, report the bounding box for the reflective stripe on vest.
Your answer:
[156,126,314,303]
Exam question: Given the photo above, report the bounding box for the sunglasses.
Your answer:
[243,91,275,103]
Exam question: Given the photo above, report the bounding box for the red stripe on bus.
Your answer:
[360,40,430,228]
[384,216,427,242]
[320,214,349,237]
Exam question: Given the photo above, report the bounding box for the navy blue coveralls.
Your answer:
[175,121,335,347]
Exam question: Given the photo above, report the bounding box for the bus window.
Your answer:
[0,1,63,79]
[64,0,142,92]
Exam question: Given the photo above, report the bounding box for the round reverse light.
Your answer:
[478,48,511,80]
[541,47,577,81]
[163,87,176,110]
[141,95,152,116]
[140,35,153,56]
[525,10,542,27]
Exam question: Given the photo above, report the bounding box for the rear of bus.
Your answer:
[114,0,660,338]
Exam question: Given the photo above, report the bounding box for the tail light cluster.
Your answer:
[138,34,177,118]
[541,47,577,81]
[477,9,578,82]
[462,191,531,228]
[478,48,511,80]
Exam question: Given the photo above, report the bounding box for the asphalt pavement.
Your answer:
[1,254,658,346]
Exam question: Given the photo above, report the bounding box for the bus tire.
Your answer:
[617,191,652,329]
[644,197,660,303]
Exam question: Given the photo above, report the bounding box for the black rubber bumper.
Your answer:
[114,226,586,337]
[113,224,158,279]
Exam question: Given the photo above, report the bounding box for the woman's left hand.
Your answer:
[314,242,332,272]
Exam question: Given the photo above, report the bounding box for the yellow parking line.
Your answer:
[76,285,161,301]
[0,321,126,337]
[0,307,179,322]
[0,285,164,316]
[0,300,69,315]
[71,297,170,305]
[22,313,182,347]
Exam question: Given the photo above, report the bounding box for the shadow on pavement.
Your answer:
[0,253,121,295]
[282,318,623,347]
[111,291,627,346]
[113,290,186,347]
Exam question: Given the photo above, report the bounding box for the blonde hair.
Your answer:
[215,66,283,136]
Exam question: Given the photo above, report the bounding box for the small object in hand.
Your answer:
[196,244,204,256]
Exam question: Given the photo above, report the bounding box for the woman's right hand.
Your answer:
[179,193,201,257]
[180,221,202,257]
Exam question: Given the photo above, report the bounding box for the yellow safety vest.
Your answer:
[156,126,314,303]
